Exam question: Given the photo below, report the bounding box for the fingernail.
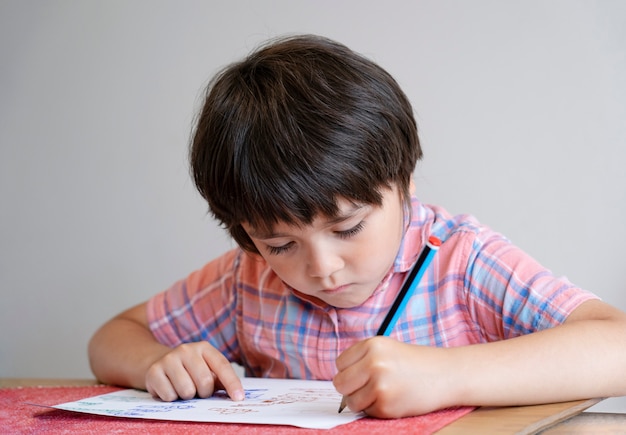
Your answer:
[232,389,245,401]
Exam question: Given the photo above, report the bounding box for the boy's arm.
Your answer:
[452,299,626,406]
[88,302,244,402]
[334,299,626,418]
[88,302,170,390]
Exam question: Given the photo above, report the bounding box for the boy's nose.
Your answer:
[306,248,344,279]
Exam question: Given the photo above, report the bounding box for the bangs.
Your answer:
[227,127,386,230]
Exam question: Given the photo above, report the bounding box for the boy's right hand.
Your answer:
[144,341,245,403]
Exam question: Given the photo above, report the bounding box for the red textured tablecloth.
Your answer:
[0,385,475,434]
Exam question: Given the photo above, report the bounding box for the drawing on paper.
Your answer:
[47,378,364,430]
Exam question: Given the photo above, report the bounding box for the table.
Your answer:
[2,378,625,433]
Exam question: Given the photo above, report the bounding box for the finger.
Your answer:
[202,347,245,401]
[337,376,379,415]
[334,358,369,396]
[360,379,396,418]
[183,357,217,399]
[335,340,369,371]
[165,359,200,401]
[146,363,183,402]
[348,351,402,417]
[149,347,202,401]
[334,341,372,393]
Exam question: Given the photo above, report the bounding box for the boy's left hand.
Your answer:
[333,336,455,418]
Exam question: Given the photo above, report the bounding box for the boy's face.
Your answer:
[242,185,404,308]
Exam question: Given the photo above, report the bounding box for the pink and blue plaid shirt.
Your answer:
[147,197,597,380]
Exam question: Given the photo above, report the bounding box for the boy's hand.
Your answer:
[333,336,454,418]
[145,341,245,403]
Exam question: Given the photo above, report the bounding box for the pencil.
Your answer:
[337,235,442,413]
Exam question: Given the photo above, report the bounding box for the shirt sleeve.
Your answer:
[460,227,599,341]
[146,248,242,362]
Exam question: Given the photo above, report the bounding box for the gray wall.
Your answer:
[2,0,625,399]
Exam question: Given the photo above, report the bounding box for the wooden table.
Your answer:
[2,378,625,433]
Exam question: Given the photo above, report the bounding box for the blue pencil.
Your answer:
[376,235,441,336]
[338,235,442,413]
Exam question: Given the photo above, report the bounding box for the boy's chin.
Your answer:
[324,293,374,309]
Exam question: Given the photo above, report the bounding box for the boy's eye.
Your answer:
[264,221,365,255]
[336,221,365,239]
[267,242,294,255]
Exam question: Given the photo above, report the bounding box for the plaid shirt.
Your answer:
[147,197,597,380]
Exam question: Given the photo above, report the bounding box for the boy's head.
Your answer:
[190,34,422,253]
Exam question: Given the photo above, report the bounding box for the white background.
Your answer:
[1,0,624,412]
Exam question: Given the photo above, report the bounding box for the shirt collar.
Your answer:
[392,195,433,274]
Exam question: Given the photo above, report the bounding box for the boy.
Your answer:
[89,34,626,418]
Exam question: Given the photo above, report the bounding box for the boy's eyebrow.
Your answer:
[247,204,367,239]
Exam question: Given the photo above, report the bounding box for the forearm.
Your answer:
[88,313,170,390]
[448,313,626,407]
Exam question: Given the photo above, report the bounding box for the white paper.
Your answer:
[51,378,363,429]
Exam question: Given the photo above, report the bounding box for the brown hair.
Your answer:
[190,34,422,252]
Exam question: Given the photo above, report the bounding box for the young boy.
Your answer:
[89,34,626,418]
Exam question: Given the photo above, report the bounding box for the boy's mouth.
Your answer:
[321,284,351,294]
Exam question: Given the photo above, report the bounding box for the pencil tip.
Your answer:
[338,397,347,413]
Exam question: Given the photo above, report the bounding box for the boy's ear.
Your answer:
[409,179,416,194]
